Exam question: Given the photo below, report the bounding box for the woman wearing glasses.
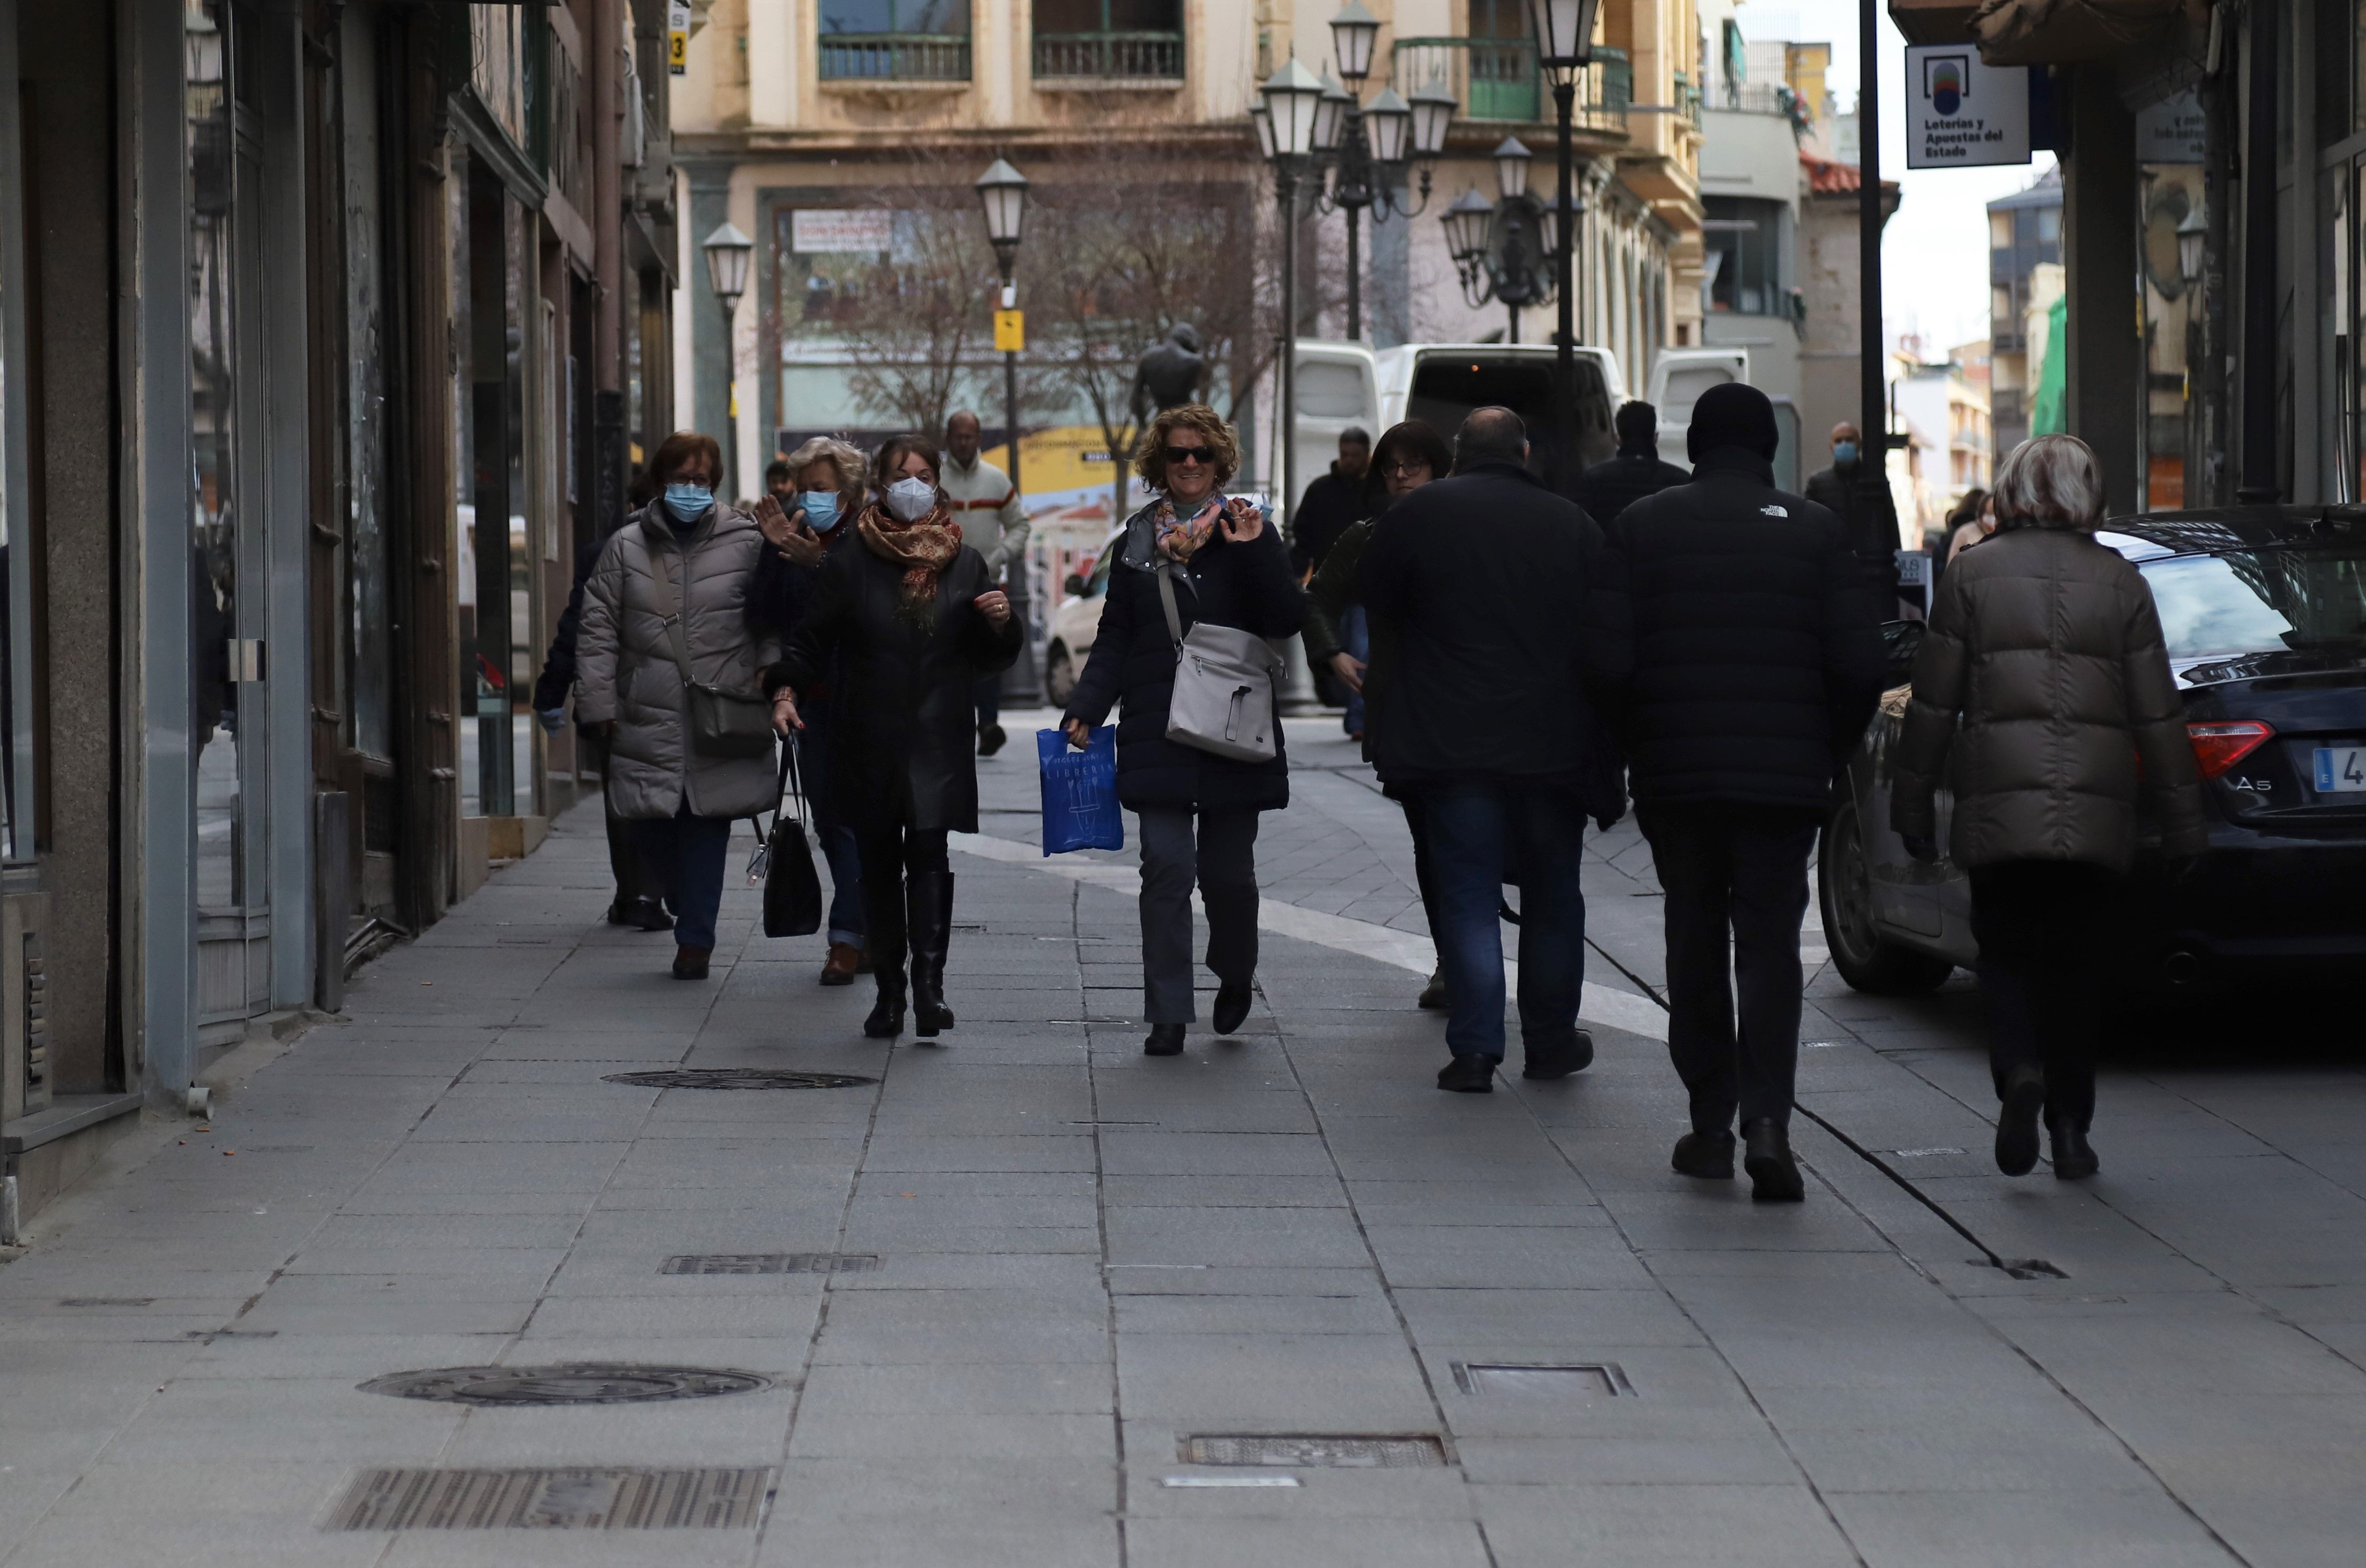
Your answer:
[1301,420,1456,1009]
[1061,404,1308,1057]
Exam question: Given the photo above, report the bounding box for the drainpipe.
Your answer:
[2236,0,2278,502]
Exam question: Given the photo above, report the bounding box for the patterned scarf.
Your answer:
[1154,495,1257,564]
[856,500,963,626]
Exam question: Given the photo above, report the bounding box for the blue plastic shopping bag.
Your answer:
[1038,726,1123,855]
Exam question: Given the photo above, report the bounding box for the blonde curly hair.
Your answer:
[1132,403,1240,492]
[782,436,869,515]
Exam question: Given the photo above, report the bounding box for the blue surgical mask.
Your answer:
[663,482,714,521]
[1832,441,1860,466]
[799,490,842,532]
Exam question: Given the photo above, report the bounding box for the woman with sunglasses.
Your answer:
[768,435,1023,1040]
[1061,404,1308,1057]
[1300,419,1456,1009]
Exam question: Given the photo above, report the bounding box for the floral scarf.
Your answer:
[1154,494,1259,564]
[855,500,963,626]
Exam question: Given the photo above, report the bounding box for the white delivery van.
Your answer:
[1285,340,1630,508]
[1643,347,1749,468]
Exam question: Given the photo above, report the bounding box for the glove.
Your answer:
[1900,831,1940,865]
[536,706,567,735]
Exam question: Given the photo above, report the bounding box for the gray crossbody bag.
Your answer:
[1155,563,1283,763]
[648,536,776,761]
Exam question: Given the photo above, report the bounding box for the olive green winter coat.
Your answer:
[1891,524,2206,872]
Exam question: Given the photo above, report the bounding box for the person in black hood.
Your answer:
[1361,407,1631,1093]
[1608,382,1884,1202]
[1573,401,1692,527]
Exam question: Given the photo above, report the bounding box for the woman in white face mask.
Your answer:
[763,435,1023,1041]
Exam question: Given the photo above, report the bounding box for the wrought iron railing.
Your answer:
[1033,31,1184,79]
[818,33,972,81]
[1388,38,1629,132]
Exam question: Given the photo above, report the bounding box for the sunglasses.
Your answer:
[1382,459,1432,477]
[1163,445,1214,466]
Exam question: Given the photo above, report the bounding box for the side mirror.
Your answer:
[1880,619,1926,689]
[1063,573,1087,596]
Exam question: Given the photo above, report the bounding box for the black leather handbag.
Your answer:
[761,740,824,938]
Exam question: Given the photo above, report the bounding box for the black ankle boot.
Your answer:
[908,870,955,1038]
[1672,1130,1736,1179]
[2048,1116,2099,1180]
[863,971,907,1038]
[1144,1023,1186,1056]
[1743,1118,1804,1202]
[1995,1067,2045,1176]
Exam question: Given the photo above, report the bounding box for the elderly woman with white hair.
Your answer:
[1891,434,2205,1180]
[749,435,876,986]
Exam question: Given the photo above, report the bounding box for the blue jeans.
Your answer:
[630,806,734,951]
[798,702,865,948]
[1340,605,1369,736]
[1422,783,1589,1062]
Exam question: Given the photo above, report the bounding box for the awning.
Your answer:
[1888,0,2199,63]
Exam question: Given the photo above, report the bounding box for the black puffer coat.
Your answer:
[767,540,1021,833]
[1608,450,1887,811]
[1572,448,1693,529]
[1063,497,1309,813]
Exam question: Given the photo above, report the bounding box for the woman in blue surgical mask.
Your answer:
[761,434,1023,1043]
[571,429,781,983]
[748,436,875,986]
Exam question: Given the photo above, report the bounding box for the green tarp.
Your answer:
[2029,294,2067,436]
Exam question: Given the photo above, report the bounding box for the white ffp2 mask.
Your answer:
[885,477,938,522]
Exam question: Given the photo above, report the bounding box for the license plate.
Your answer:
[2313,746,2366,792]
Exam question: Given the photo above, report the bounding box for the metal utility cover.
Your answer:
[660,1253,879,1276]
[602,1069,877,1090]
[1451,1362,1632,1397]
[328,1466,773,1530]
[1179,1434,1446,1468]
[358,1363,773,1406]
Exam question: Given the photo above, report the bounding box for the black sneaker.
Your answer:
[1212,983,1252,1035]
[625,897,674,932]
[1144,1023,1186,1057]
[1521,1028,1594,1080]
[1436,1055,1497,1093]
[978,723,1007,757]
[1416,969,1448,1011]
[2047,1117,2099,1180]
[1743,1118,1805,1202]
[1995,1070,2045,1177]
[1671,1130,1736,1179]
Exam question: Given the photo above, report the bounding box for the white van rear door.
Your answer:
[1647,348,1750,466]
[1289,340,1379,515]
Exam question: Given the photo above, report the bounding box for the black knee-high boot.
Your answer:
[908,869,955,1037]
[862,861,908,1039]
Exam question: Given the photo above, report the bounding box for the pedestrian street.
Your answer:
[1,713,2361,1567]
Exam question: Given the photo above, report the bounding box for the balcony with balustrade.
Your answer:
[1031,30,1184,83]
[1387,38,1631,134]
[816,32,971,82]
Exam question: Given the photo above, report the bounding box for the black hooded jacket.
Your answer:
[1607,448,1886,811]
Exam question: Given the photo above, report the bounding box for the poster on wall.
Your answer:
[2137,92,2206,164]
[1904,45,2031,169]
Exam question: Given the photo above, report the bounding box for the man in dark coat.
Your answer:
[1361,407,1631,1093]
[1609,383,1885,1201]
[1804,421,1903,590]
[1573,401,1692,527]
[1289,427,1371,577]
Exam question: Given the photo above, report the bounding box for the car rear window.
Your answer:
[2141,549,2366,660]
[1406,354,1614,471]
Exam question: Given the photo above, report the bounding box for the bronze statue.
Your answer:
[1131,324,1206,425]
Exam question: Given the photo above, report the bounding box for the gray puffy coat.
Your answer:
[1891,525,2205,872]
[574,504,780,821]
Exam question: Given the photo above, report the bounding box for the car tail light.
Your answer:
[2187,720,2274,779]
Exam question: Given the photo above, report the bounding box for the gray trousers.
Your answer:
[1137,807,1261,1024]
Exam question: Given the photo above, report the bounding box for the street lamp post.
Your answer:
[974,157,1037,701]
[1444,139,1551,343]
[700,220,754,497]
[1311,3,1449,343]
[1260,57,1327,531]
[1527,0,1598,452]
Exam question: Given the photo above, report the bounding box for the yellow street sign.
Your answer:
[994,309,1025,353]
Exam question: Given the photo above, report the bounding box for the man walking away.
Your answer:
[943,411,1030,756]
[1362,408,1630,1093]
[1290,427,1372,578]
[1611,384,1885,1199]
[1574,402,1692,527]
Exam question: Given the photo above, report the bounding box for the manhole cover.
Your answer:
[1179,1434,1446,1468]
[660,1253,879,1276]
[328,1466,773,1530]
[1451,1362,1631,1397]
[601,1070,876,1091]
[358,1363,773,1406]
